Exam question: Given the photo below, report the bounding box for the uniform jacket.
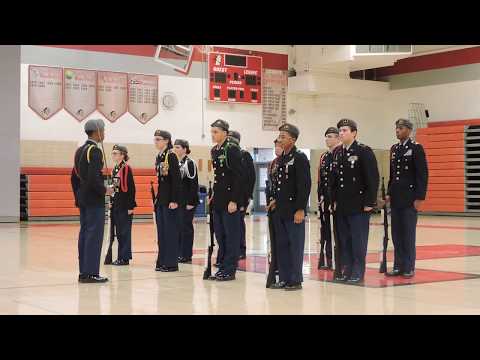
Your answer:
[274,146,311,220]
[211,138,244,211]
[178,155,199,207]
[265,157,280,208]
[71,139,106,208]
[241,150,256,208]
[387,138,428,209]
[155,148,181,206]
[317,149,337,206]
[331,140,379,215]
[111,161,137,210]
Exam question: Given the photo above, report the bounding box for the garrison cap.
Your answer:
[337,118,357,131]
[211,119,229,131]
[84,118,105,132]
[325,127,339,136]
[278,123,300,139]
[174,139,189,149]
[395,118,413,130]
[112,144,128,154]
[154,130,172,140]
[228,130,241,142]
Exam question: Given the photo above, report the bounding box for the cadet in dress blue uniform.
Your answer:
[385,118,429,278]
[317,127,342,270]
[71,119,113,283]
[269,123,311,291]
[110,144,137,266]
[153,130,182,272]
[228,130,256,260]
[173,139,199,264]
[265,139,283,287]
[210,119,244,281]
[331,119,379,284]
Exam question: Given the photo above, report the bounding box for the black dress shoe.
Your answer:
[216,273,236,281]
[78,274,87,281]
[112,259,129,266]
[347,277,363,284]
[402,271,415,278]
[385,269,402,277]
[158,266,179,272]
[214,270,224,278]
[269,281,287,289]
[334,274,348,282]
[79,275,108,283]
[285,283,302,291]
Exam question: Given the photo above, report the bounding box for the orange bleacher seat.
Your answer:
[428,177,465,184]
[425,148,464,156]
[23,167,158,218]
[416,125,465,135]
[428,162,464,170]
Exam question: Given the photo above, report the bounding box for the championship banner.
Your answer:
[28,66,63,120]
[262,69,287,131]
[128,73,158,124]
[97,71,128,122]
[63,68,97,122]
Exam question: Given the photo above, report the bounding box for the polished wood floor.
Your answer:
[1,214,480,314]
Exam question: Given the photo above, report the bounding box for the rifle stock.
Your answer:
[104,209,114,264]
[332,208,342,279]
[379,177,389,273]
[203,181,215,280]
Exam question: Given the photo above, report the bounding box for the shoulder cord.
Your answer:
[182,157,197,179]
[115,162,129,193]
[73,144,96,182]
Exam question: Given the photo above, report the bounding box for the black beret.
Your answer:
[228,130,241,142]
[325,127,339,136]
[395,118,413,129]
[174,139,189,149]
[154,130,172,140]
[278,123,300,139]
[211,119,229,131]
[112,144,128,154]
[337,118,358,131]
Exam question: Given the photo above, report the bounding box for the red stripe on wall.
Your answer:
[375,46,480,77]
[42,45,288,70]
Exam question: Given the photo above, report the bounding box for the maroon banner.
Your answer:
[128,73,158,124]
[97,71,128,122]
[28,66,63,120]
[63,68,97,122]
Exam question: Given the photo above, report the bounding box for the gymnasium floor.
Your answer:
[1,214,480,315]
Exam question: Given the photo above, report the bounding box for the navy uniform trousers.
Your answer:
[112,205,133,261]
[156,205,180,268]
[178,206,196,259]
[391,206,417,272]
[213,209,241,275]
[273,213,305,284]
[335,212,370,279]
[78,206,105,276]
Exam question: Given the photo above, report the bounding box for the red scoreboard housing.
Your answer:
[208,52,262,104]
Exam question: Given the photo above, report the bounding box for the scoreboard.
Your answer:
[208,52,262,104]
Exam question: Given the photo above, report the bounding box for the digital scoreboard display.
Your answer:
[208,52,262,104]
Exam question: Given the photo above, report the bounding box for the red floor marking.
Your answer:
[309,267,480,288]
[370,222,480,231]
[365,244,480,264]
[191,248,480,288]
